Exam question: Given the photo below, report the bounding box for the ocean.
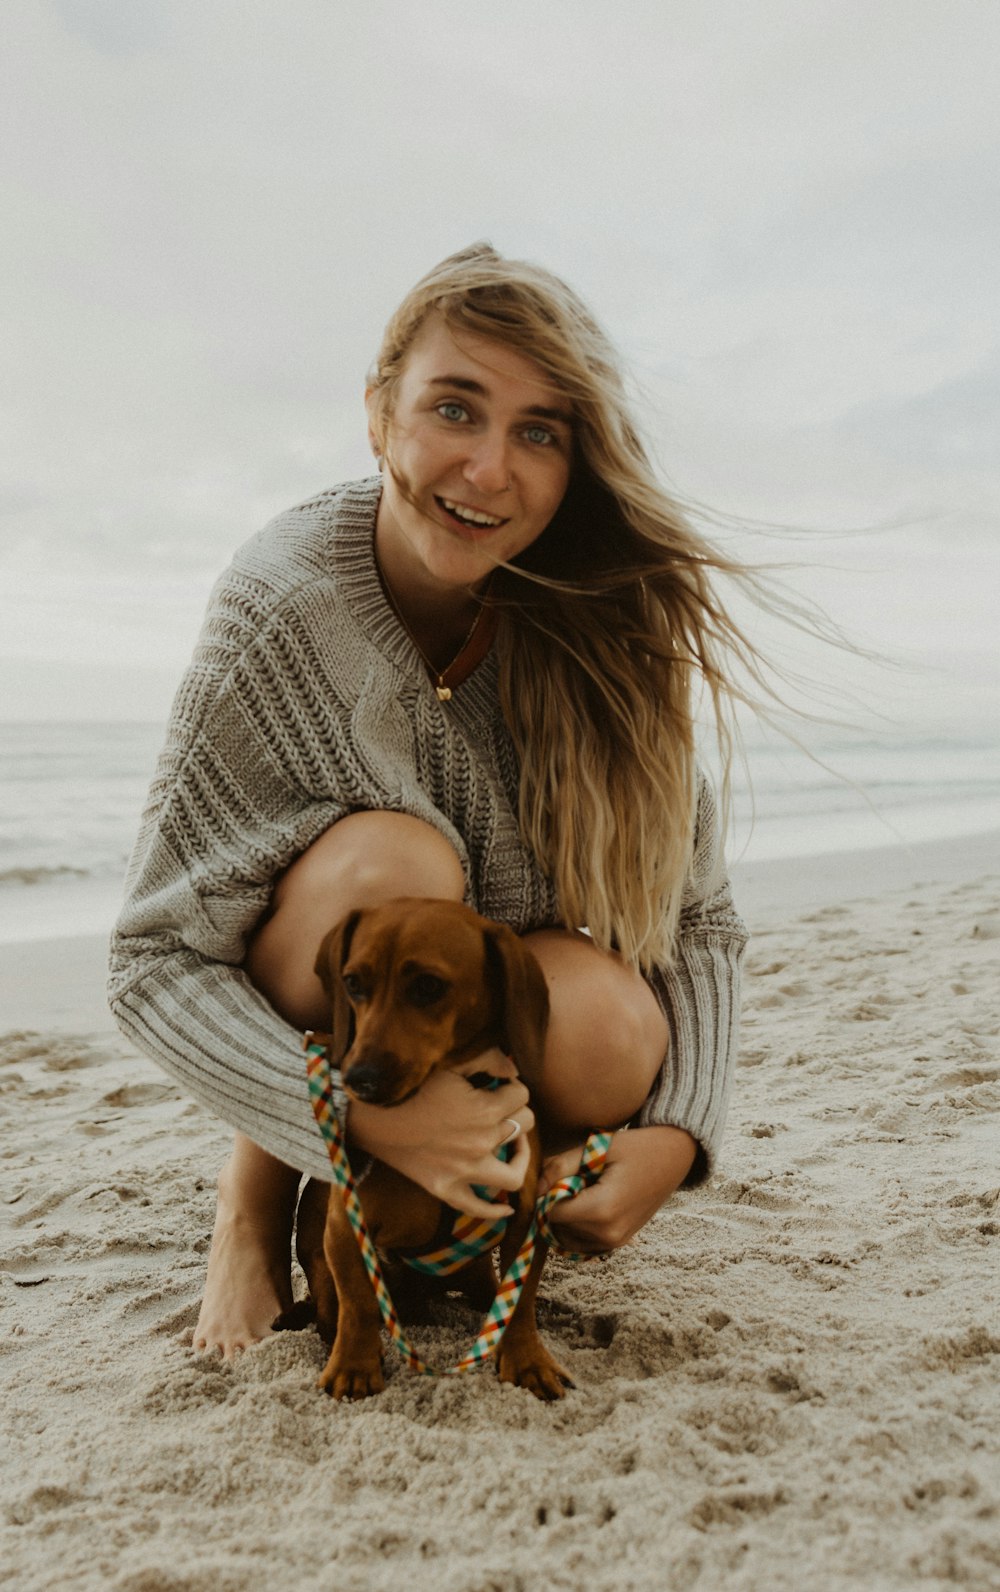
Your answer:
[1,719,998,945]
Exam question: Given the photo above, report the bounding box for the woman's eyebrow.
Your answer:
[426,375,573,426]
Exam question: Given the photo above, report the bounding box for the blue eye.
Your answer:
[524,424,555,446]
[437,401,469,423]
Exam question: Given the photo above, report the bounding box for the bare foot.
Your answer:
[192,1137,300,1359]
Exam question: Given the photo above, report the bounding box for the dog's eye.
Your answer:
[342,973,366,1000]
[409,973,448,1007]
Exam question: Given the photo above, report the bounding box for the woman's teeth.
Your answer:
[439,497,504,528]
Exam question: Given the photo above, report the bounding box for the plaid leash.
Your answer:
[304,1037,612,1377]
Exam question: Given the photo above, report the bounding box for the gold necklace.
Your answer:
[378,566,494,702]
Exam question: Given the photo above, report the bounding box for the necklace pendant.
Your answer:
[436,684,453,702]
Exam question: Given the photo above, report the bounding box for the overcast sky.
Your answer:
[2,0,997,735]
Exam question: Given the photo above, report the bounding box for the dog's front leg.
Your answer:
[286,1179,339,1343]
[317,1195,386,1400]
[494,1188,574,1402]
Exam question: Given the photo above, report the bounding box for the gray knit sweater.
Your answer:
[108,477,747,1184]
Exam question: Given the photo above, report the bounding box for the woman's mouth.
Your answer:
[435,496,509,536]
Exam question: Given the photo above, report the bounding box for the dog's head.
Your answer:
[314,897,549,1106]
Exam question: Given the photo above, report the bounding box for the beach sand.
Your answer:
[2,834,999,1590]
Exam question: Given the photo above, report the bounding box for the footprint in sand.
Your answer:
[0,1034,105,1071]
[842,1000,893,1022]
[101,1082,178,1108]
[919,1326,1000,1371]
[689,1487,787,1530]
[746,958,788,977]
[936,1066,1000,1089]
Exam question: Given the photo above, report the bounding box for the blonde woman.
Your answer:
[109,244,748,1359]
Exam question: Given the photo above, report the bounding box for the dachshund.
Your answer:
[288,896,574,1401]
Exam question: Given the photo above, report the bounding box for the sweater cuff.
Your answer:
[636,927,746,1187]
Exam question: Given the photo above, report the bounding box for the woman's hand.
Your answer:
[345,1048,534,1219]
[537,1125,698,1253]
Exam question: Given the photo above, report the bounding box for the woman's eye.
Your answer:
[524,424,555,446]
[437,401,469,423]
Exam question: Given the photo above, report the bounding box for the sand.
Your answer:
[2,834,999,1591]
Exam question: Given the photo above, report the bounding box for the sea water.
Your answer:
[1,719,998,944]
[0,721,164,944]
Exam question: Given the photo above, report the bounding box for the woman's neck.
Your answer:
[374,523,489,671]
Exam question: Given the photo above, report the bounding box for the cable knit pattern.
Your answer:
[108,477,748,1184]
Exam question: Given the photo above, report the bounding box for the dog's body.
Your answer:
[291,897,573,1401]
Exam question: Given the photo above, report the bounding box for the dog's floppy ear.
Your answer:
[314,909,362,1065]
[482,924,550,1086]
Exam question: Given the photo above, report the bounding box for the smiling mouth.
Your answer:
[436,496,509,532]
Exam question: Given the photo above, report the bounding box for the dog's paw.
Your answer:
[496,1340,575,1401]
[317,1347,385,1401]
[271,1299,317,1333]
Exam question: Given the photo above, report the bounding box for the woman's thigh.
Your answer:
[522,929,669,1146]
[244,811,466,1030]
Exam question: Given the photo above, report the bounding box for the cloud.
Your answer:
[49,0,167,57]
[1,0,997,721]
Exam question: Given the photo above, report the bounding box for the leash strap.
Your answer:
[395,1191,511,1277]
[304,1039,611,1377]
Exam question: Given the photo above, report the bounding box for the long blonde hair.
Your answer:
[368,244,768,971]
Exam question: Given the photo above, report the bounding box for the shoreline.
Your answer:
[728,823,999,924]
[2,827,996,1038]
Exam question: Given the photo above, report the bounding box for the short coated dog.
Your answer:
[289,896,574,1401]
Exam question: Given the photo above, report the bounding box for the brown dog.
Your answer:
[291,896,574,1401]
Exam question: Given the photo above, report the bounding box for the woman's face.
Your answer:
[370,314,573,599]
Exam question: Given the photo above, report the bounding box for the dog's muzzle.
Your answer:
[342,1054,419,1106]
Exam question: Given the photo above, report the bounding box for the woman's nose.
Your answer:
[462,431,511,494]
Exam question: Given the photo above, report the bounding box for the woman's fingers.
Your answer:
[346,1055,537,1218]
[445,1185,516,1220]
[491,1126,531,1185]
[490,1083,533,1134]
[536,1146,585,1198]
[457,1046,518,1081]
[542,1185,610,1252]
[442,1129,533,1218]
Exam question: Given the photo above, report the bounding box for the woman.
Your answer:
[108,244,748,1359]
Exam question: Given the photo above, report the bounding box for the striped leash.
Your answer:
[304,1037,612,1377]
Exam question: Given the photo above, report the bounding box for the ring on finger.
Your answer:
[499,1118,521,1148]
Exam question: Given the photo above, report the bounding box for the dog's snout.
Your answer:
[343,1058,399,1105]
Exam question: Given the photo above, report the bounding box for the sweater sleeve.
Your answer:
[634,775,748,1185]
[107,556,353,1179]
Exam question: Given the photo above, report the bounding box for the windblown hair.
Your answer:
[368,243,768,971]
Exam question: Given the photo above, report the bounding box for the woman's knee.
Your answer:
[271,811,466,920]
[245,812,465,1029]
[524,931,668,1132]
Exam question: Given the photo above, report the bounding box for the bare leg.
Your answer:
[192,812,465,1357]
[192,1132,301,1356]
[523,928,669,1145]
[523,928,694,1251]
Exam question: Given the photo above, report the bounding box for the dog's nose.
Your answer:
[343,1061,395,1104]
